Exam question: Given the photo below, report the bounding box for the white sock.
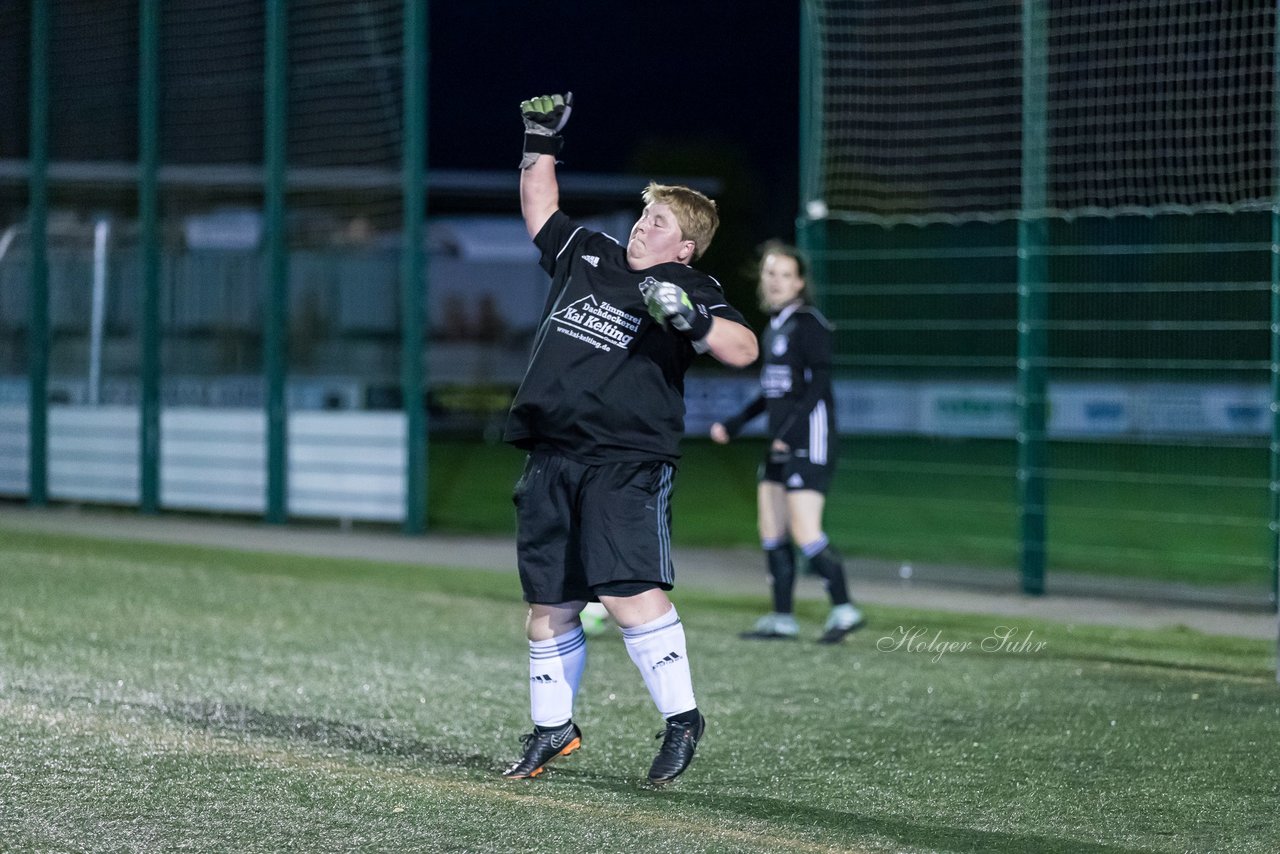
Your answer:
[528,627,586,728]
[622,607,696,718]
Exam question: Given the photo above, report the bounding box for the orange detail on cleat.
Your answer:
[503,734,582,780]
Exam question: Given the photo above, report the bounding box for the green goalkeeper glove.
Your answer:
[640,278,713,352]
[519,92,572,169]
[522,93,572,134]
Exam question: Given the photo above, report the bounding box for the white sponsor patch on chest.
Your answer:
[551,295,642,352]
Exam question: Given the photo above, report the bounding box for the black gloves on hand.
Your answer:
[640,278,713,353]
[520,92,572,169]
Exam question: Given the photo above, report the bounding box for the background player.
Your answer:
[710,242,864,643]
[501,93,758,784]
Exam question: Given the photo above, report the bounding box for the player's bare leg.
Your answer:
[788,490,865,642]
[742,482,799,639]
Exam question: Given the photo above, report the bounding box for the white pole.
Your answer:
[89,218,110,405]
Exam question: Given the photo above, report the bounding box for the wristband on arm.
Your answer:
[521,131,563,167]
[674,301,713,345]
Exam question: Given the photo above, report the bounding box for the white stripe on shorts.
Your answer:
[809,400,828,465]
[656,464,674,585]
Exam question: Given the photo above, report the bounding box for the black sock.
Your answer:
[534,721,572,735]
[808,546,850,606]
[666,707,700,725]
[765,543,797,613]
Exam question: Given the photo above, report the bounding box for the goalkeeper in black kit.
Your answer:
[501,93,758,785]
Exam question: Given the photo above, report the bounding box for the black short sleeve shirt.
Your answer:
[503,210,748,463]
[760,304,837,447]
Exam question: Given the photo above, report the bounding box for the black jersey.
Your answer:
[504,210,747,464]
[723,302,837,462]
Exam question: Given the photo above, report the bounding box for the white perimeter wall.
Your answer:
[0,406,406,522]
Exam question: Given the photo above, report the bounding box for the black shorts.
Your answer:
[759,447,836,494]
[512,451,676,604]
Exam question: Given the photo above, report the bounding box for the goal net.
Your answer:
[804,0,1277,600]
[809,0,1276,225]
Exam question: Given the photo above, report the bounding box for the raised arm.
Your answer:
[518,93,572,239]
[521,156,559,239]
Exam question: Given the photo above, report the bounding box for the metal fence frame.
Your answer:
[22,0,429,532]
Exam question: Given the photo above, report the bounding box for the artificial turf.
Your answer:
[1,527,1276,853]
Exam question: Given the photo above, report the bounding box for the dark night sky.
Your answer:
[0,1,801,295]
[427,2,802,264]
[428,2,799,184]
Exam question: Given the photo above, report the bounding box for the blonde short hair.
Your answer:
[642,182,719,261]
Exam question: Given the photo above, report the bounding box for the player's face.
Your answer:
[760,253,805,310]
[626,203,695,269]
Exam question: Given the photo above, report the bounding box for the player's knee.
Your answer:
[526,601,588,641]
[789,519,823,546]
[596,584,671,629]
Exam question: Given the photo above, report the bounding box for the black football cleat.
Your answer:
[817,603,866,644]
[647,712,706,785]
[502,721,582,779]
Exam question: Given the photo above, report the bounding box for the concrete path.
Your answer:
[2,503,1275,641]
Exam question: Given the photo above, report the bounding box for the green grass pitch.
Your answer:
[1,528,1276,852]
[430,437,1271,588]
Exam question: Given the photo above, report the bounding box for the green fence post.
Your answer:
[1270,17,1280,618]
[400,0,428,534]
[263,0,288,524]
[1017,222,1048,596]
[797,0,828,292]
[139,0,161,514]
[27,0,50,507]
[1017,0,1049,595]
[1271,202,1280,679]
